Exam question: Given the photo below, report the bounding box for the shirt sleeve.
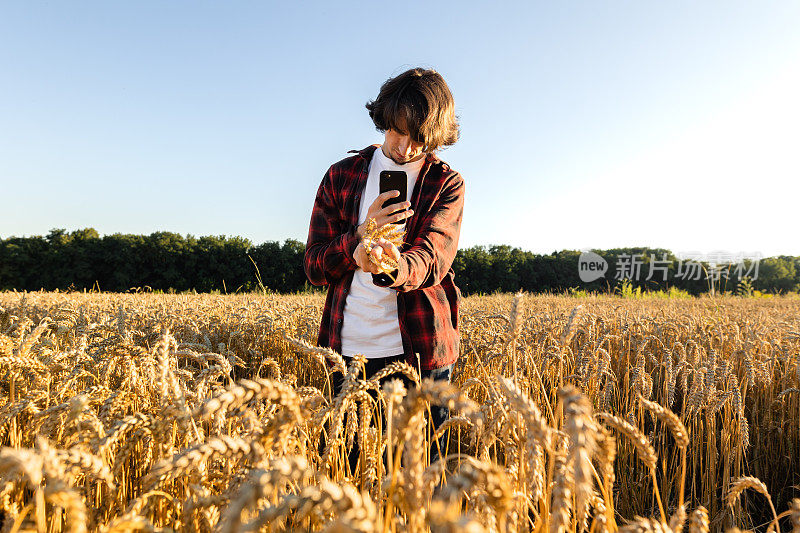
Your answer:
[303,167,361,286]
[374,171,465,292]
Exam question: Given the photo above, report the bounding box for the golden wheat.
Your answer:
[0,291,797,531]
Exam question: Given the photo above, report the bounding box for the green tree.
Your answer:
[755,257,797,293]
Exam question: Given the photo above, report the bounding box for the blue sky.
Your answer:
[1,1,798,258]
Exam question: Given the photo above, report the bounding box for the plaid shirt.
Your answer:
[304,144,464,370]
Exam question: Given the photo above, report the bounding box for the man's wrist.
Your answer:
[343,228,362,270]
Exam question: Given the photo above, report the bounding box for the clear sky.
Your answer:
[1,1,798,258]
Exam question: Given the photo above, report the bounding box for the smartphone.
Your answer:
[379,170,407,210]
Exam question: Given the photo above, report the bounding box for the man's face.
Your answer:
[382,124,425,165]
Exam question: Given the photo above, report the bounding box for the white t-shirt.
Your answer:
[340,146,426,358]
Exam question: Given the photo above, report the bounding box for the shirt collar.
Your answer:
[347,144,444,169]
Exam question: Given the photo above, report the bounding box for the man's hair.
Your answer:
[366,68,459,153]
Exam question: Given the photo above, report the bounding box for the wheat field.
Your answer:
[0,291,799,532]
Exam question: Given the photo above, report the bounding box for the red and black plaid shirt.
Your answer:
[304,144,464,370]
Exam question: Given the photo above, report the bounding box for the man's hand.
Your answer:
[353,238,401,274]
[356,191,413,239]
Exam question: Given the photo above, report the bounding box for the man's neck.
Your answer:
[380,144,426,165]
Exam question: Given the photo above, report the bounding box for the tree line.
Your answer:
[1,228,798,295]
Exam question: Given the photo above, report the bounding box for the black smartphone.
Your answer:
[379,170,407,210]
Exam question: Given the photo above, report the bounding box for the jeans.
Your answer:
[329,354,454,473]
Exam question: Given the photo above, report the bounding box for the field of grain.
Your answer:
[0,291,798,532]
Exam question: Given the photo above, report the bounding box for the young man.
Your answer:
[303,67,464,431]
